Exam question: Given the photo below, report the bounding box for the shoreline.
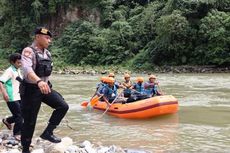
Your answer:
[1,65,230,75]
[51,65,230,75]
[0,131,151,153]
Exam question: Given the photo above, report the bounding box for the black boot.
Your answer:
[22,148,31,153]
[40,124,61,143]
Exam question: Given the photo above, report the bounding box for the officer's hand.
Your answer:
[38,81,51,94]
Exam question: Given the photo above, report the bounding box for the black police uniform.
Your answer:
[20,46,69,152]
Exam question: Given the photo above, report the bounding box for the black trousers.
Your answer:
[6,100,23,135]
[20,83,69,150]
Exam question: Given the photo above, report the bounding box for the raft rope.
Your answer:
[40,104,77,131]
[0,122,4,130]
[63,117,77,131]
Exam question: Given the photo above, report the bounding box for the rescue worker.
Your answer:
[0,53,23,141]
[132,77,145,94]
[96,76,107,91]
[128,77,148,102]
[100,77,117,103]
[95,76,107,96]
[144,75,162,97]
[20,27,69,153]
[99,77,126,104]
[122,73,132,89]
[108,72,123,89]
[122,73,132,98]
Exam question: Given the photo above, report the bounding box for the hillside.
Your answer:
[0,0,229,70]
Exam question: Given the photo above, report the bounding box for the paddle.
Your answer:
[81,82,105,107]
[80,94,103,107]
[156,81,164,95]
[90,94,103,107]
[81,101,89,107]
[81,90,97,107]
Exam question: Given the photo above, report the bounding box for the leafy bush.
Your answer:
[1,0,230,69]
[195,10,230,65]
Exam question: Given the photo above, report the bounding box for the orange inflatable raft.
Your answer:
[93,95,179,119]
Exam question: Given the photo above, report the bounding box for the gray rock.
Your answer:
[12,145,19,149]
[32,149,45,153]
[6,144,13,148]
[0,132,150,153]
[2,133,10,139]
[124,149,151,153]
[66,145,80,153]
[5,149,20,153]
[7,140,19,145]
[0,149,7,153]
[97,146,110,153]
[44,137,73,153]
[108,145,125,153]
[80,140,91,148]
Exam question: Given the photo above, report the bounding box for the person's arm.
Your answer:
[144,82,155,89]
[22,47,51,94]
[96,84,105,97]
[130,84,135,90]
[126,83,132,89]
[0,82,9,102]
[152,85,162,96]
[0,69,11,102]
[102,96,111,106]
[120,82,127,89]
[123,82,132,89]
[156,85,163,95]
[28,72,51,94]
[100,87,111,106]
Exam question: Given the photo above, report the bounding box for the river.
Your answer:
[0,73,230,152]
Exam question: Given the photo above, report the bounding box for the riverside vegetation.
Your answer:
[0,0,230,71]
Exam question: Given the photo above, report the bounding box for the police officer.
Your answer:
[20,27,69,153]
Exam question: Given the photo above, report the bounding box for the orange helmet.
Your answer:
[108,72,115,77]
[136,77,144,82]
[100,76,107,82]
[124,73,130,78]
[104,77,115,84]
[149,75,156,79]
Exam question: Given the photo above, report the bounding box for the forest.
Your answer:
[0,0,229,70]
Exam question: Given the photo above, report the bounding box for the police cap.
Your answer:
[34,27,52,37]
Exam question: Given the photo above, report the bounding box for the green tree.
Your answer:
[150,10,190,65]
[195,10,230,65]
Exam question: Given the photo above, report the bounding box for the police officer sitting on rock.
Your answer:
[20,27,69,153]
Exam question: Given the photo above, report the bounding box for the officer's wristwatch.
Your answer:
[37,79,42,85]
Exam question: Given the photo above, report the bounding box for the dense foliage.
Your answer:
[0,0,72,56]
[0,0,230,69]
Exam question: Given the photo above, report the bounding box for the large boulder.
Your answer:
[44,137,73,153]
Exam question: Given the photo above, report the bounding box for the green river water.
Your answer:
[0,73,230,152]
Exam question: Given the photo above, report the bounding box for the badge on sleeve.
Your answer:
[23,50,32,58]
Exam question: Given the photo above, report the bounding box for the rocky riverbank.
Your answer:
[0,131,150,153]
[51,65,230,75]
[1,65,230,75]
